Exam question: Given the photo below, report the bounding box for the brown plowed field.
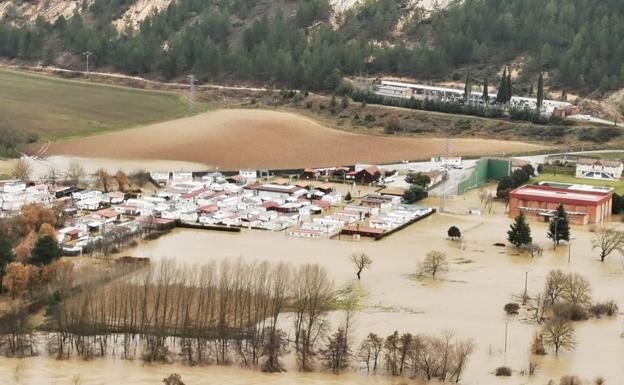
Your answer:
[43,109,542,169]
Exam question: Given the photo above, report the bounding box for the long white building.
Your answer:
[376,80,575,116]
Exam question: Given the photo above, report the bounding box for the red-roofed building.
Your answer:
[509,184,612,225]
[346,166,382,184]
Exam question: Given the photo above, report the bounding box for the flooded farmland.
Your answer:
[2,192,624,384]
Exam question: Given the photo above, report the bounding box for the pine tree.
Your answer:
[537,72,544,110]
[496,67,508,104]
[547,204,570,246]
[508,212,532,248]
[482,78,489,104]
[29,235,62,266]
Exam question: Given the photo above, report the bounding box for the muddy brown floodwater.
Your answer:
[1,190,623,384]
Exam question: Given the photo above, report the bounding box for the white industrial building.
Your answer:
[376,80,575,116]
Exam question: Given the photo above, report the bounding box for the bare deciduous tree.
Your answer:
[350,253,372,280]
[591,228,624,262]
[66,162,86,186]
[95,168,112,192]
[115,170,129,192]
[544,270,567,306]
[542,318,576,356]
[11,158,31,181]
[292,264,333,371]
[358,333,384,374]
[562,273,591,307]
[419,251,449,278]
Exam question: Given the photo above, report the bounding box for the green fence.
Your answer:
[457,158,511,194]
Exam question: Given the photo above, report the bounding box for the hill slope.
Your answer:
[0,0,622,97]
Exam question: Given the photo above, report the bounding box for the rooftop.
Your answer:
[511,184,612,205]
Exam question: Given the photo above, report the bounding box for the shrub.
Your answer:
[495,366,512,376]
[590,300,619,318]
[552,303,589,321]
[560,375,583,385]
[504,302,520,315]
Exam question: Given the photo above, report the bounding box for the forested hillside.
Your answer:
[0,0,622,95]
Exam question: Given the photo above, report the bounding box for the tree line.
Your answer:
[0,257,475,380]
[1,0,622,93]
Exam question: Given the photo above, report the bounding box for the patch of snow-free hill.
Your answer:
[330,0,454,15]
[0,0,91,24]
[113,0,173,31]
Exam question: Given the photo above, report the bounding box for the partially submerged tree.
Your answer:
[65,162,86,186]
[507,212,532,248]
[95,168,112,192]
[350,253,372,280]
[11,158,31,181]
[321,327,350,373]
[542,318,576,356]
[544,270,567,306]
[163,374,185,385]
[115,170,129,192]
[419,251,449,278]
[447,226,461,240]
[591,228,624,262]
[358,333,384,374]
[547,204,570,246]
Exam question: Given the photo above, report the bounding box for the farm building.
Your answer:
[508,184,612,225]
[575,159,623,180]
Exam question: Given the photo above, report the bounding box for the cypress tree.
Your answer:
[463,72,472,104]
[482,78,489,104]
[537,72,544,110]
[547,203,570,246]
[529,83,534,97]
[506,70,513,102]
[496,67,508,104]
[508,212,532,248]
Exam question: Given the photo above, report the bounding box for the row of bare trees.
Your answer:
[44,259,335,372]
[356,331,474,382]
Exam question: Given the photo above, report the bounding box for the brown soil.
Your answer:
[42,109,542,170]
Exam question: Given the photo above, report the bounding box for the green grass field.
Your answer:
[0,69,193,141]
[531,172,624,195]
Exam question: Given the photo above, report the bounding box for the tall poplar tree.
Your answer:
[482,78,489,104]
[537,72,545,110]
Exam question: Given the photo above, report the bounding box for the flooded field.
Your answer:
[24,155,210,179]
[2,190,623,384]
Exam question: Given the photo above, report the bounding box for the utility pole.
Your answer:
[82,51,93,74]
[188,74,196,114]
[504,321,508,355]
